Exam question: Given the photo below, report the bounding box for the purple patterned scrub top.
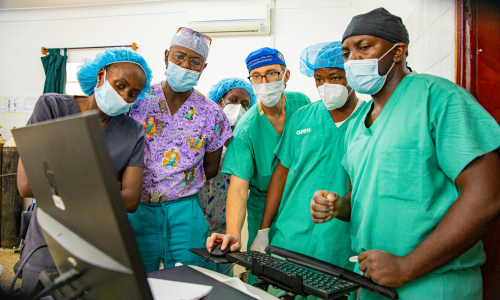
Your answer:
[130,82,232,203]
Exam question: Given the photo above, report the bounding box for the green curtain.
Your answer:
[41,48,68,94]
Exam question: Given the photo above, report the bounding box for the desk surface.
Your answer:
[149,265,278,300]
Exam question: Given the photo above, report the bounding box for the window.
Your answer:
[66,63,85,96]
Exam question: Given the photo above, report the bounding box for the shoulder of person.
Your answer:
[407,73,462,97]
[115,114,144,135]
[36,93,74,107]
[284,91,311,104]
[292,100,322,119]
[132,82,162,108]
[409,73,478,110]
[231,105,260,138]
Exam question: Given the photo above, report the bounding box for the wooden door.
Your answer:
[456,1,500,299]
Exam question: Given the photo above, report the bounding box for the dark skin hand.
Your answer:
[17,62,146,213]
[310,35,500,287]
[313,67,358,123]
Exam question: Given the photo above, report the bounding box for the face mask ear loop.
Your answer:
[378,44,397,77]
[378,43,398,62]
[281,68,287,89]
[384,61,396,77]
[346,85,354,98]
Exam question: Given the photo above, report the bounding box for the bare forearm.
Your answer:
[205,166,218,180]
[226,178,249,238]
[17,158,34,198]
[405,189,500,282]
[120,166,143,213]
[120,189,141,213]
[204,147,223,180]
[260,162,288,229]
[404,152,500,283]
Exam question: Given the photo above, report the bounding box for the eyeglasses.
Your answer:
[170,52,204,68]
[248,70,286,84]
[175,27,212,48]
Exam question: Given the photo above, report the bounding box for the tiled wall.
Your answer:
[0,113,31,141]
[405,0,455,82]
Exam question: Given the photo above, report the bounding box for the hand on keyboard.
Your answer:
[250,228,270,253]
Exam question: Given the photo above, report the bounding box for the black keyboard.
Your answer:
[227,251,358,300]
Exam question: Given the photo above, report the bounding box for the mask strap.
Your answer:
[347,85,354,98]
[384,61,396,77]
[378,44,398,62]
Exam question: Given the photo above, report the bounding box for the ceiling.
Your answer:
[0,0,352,10]
[0,0,174,10]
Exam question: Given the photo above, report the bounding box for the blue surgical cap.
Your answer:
[77,47,153,99]
[207,77,257,108]
[299,42,344,77]
[246,47,286,72]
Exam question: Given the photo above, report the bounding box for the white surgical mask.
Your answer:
[252,69,286,107]
[94,70,133,116]
[317,83,353,110]
[223,104,246,127]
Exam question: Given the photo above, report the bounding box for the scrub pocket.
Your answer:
[377,148,422,203]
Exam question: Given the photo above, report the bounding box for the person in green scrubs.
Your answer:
[256,41,364,299]
[206,48,310,282]
[310,8,500,300]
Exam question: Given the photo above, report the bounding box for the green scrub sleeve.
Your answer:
[341,153,347,174]
[221,133,254,181]
[430,85,500,182]
[274,117,296,170]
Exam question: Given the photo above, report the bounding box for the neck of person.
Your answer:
[372,64,410,108]
[162,79,193,104]
[328,93,358,123]
[81,95,112,129]
[262,93,286,117]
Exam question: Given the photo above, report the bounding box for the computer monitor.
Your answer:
[12,112,153,300]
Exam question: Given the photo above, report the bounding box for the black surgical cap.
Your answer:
[342,7,410,47]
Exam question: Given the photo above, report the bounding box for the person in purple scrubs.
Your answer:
[128,28,231,272]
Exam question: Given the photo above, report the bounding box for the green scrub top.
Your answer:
[271,100,366,271]
[342,73,500,299]
[222,91,311,249]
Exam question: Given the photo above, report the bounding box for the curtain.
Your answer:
[41,48,68,94]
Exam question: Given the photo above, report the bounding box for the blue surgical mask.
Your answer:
[165,60,201,92]
[344,44,397,95]
[94,70,133,116]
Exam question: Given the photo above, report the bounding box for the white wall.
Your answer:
[0,0,455,139]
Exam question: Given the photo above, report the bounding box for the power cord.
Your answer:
[222,263,236,275]
[9,245,47,293]
[32,268,80,300]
